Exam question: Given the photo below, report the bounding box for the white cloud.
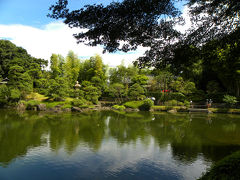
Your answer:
[174,6,192,33]
[0,22,147,67]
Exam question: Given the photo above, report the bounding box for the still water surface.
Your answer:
[0,110,240,180]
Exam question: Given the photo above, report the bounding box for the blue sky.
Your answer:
[0,0,117,28]
[0,0,188,67]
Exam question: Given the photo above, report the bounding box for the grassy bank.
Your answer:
[209,108,240,114]
[152,106,188,112]
[199,151,240,180]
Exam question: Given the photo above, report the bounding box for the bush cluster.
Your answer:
[139,99,154,111]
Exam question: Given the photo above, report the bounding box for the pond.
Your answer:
[0,110,240,180]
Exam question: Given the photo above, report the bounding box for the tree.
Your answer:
[47,77,69,100]
[186,0,240,46]
[223,95,238,108]
[109,64,138,90]
[108,83,125,103]
[48,0,240,67]
[50,54,62,79]
[78,55,107,84]
[170,77,195,95]
[48,0,180,53]
[64,51,81,86]
[128,83,145,100]
[0,85,10,106]
[154,70,173,91]
[132,74,148,86]
[83,85,101,104]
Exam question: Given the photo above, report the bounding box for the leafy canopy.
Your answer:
[48,0,240,67]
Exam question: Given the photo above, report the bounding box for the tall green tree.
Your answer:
[64,51,80,86]
[50,54,62,79]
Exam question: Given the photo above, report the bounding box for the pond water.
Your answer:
[0,110,240,180]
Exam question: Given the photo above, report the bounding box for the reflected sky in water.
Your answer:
[0,110,240,179]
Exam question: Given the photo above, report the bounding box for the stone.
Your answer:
[37,104,47,111]
[71,107,83,112]
[17,103,26,111]
[168,109,177,113]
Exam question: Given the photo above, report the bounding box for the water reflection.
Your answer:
[0,110,240,179]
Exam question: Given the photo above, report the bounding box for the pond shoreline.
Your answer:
[10,102,240,114]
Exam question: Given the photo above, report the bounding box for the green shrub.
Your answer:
[71,98,89,107]
[112,105,126,111]
[44,101,65,108]
[61,104,72,109]
[152,106,171,111]
[0,84,10,106]
[178,102,184,106]
[152,106,187,112]
[128,83,145,100]
[171,100,178,106]
[26,100,40,109]
[124,101,144,109]
[223,95,238,107]
[83,85,101,104]
[199,151,240,180]
[10,89,21,102]
[164,100,179,106]
[189,89,206,102]
[170,92,186,102]
[184,100,190,108]
[208,108,240,114]
[139,99,154,111]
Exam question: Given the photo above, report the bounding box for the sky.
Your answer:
[0,0,189,67]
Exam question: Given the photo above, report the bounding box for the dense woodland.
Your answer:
[0,0,239,108]
[0,37,239,108]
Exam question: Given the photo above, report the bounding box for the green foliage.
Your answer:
[112,105,126,111]
[48,0,181,56]
[184,100,190,108]
[108,83,125,102]
[206,80,222,95]
[0,85,10,106]
[139,99,153,111]
[44,101,66,108]
[109,64,137,85]
[223,95,238,107]
[71,98,89,107]
[164,100,178,106]
[78,54,107,85]
[128,83,145,100]
[69,89,84,98]
[35,78,50,95]
[124,101,144,109]
[170,92,186,102]
[47,77,69,100]
[153,70,174,91]
[64,51,81,86]
[189,89,206,102]
[9,89,21,102]
[50,54,62,78]
[152,106,173,111]
[152,106,188,111]
[198,151,240,180]
[171,77,196,95]
[208,108,240,114]
[132,74,148,85]
[91,76,105,91]
[26,100,40,110]
[81,80,92,87]
[83,85,101,104]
